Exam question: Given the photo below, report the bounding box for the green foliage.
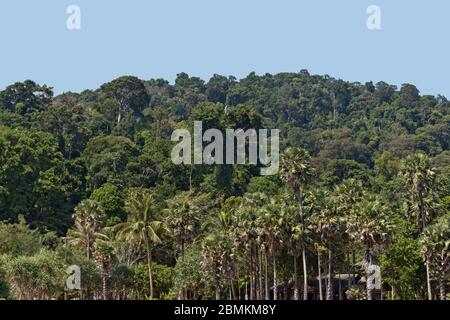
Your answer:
[0,72,449,300]
[3,249,66,300]
[381,231,426,299]
[90,184,126,224]
[0,217,41,256]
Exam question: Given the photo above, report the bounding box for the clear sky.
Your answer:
[0,0,449,97]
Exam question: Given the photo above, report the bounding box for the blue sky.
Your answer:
[0,0,449,97]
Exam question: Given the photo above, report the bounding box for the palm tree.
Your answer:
[401,153,437,300]
[165,192,211,299]
[114,190,164,300]
[234,193,267,300]
[280,147,314,300]
[282,191,311,301]
[309,189,345,300]
[201,232,234,300]
[66,200,106,300]
[420,214,449,300]
[202,206,239,299]
[165,192,211,261]
[68,199,106,260]
[347,195,392,300]
[257,197,284,300]
[94,238,115,300]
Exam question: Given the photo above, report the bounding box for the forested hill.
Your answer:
[0,71,449,233]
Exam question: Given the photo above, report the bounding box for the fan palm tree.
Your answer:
[283,191,312,300]
[257,197,285,300]
[309,189,345,300]
[68,199,106,260]
[94,238,115,300]
[234,193,267,300]
[347,195,392,300]
[420,214,449,300]
[114,190,164,300]
[280,147,314,300]
[165,192,212,299]
[165,192,211,260]
[202,232,234,300]
[401,153,437,300]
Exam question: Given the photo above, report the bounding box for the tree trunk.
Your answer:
[293,255,299,300]
[249,247,254,300]
[102,266,108,300]
[418,192,433,301]
[318,251,323,300]
[326,249,333,300]
[237,266,241,300]
[425,259,432,300]
[230,277,236,300]
[366,247,373,301]
[297,185,308,300]
[438,262,446,301]
[257,248,262,300]
[302,247,308,300]
[215,263,221,300]
[265,251,270,300]
[272,246,278,301]
[146,238,154,300]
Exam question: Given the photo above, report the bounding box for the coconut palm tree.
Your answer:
[114,189,165,300]
[280,147,314,300]
[401,153,437,300]
[420,214,450,300]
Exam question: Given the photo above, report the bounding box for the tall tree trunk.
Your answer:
[146,238,154,300]
[293,255,299,300]
[265,251,270,300]
[249,247,254,300]
[438,262,446,301]
[230,277,236,300]
[257,247,262,299]
[102,266,108,300]
[297,185,308,300]
[425,259,432,300]
[181,240,186,300]
[86,234,92,300]
[326,249,333,300]
[366,247,373,301]
[215,263,221,300]
[283,278,289,300]
[419,192,433,301]
[338,276,342,300]
[237,266,241,300]
[302,247,308,300]
[272,245,278,301]
[318,251,323,300]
